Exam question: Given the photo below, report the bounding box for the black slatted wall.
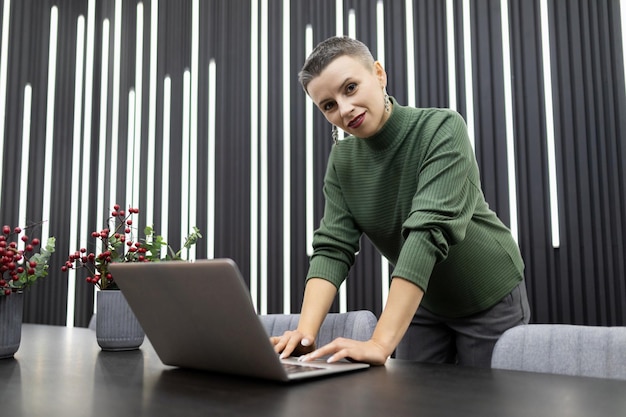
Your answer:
[0,0,624,327]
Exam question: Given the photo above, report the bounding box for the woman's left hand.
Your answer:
[297,337,389,366]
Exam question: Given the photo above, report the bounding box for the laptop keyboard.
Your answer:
[283,363,324,374]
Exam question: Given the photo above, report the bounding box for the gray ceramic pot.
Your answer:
[96,290,144,351]
[0,292,24,359]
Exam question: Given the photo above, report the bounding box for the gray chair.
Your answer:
[491,324,626,380]
[259,310,377,347]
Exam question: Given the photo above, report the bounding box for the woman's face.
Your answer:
[306,55,390,139]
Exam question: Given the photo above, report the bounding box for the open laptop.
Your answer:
[108,259,369,382]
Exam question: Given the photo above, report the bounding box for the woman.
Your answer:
[271,36,530,367]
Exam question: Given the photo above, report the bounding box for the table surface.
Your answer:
[1,324,625,417]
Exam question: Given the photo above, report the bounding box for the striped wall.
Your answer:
[1,0,625,327]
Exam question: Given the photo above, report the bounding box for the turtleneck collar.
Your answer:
[356,97,410,152]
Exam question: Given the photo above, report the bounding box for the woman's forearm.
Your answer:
[296,278,338,338]
[371,277,424,357]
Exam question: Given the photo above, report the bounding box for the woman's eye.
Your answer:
[346,83,357,93]
[323,102,335,111]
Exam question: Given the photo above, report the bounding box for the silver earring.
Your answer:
[331,125,339,145]
[383,89,391,113]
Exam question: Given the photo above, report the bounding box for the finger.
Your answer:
[299,340,344,362]
[281,334,312,358]
[270,336,285,353]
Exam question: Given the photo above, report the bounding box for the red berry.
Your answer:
[4,289,10,295]
[31,238,40,246]
[113,204,120,210]
[27,268,35,275]
[92,231,99,238]
[25,244,34,252]
[2,225,10,235]
[13,227,21,234]
[21,235,29,242]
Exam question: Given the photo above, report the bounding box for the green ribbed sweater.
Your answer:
[306,99,524,318]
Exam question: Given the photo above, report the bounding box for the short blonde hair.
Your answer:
[298,36,375,92]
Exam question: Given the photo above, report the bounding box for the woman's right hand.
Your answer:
[270,330,316,359]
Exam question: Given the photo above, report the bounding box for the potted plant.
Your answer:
[62,204,201,350]
[1,224,56,359]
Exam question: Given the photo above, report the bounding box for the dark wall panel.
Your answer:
[1,0,625,327]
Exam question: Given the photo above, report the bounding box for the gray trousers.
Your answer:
[395,280,531,368]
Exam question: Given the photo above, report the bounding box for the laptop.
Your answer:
[108,258,369,382]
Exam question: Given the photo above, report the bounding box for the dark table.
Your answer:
[1,324,625,416]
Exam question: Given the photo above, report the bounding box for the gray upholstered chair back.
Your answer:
[259,310,377,347]
[491,324,626,380]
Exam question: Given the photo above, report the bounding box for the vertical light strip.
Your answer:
[250,0,259,310]
[376,0,390,315]
[305,25,314,258]
[340,10,357,312]
[109,0,123,215]
[540,0,560,248]
[446,0,457,111]
[146,0,159,229]
[405,0,416,107]
[41,6,59,242]
[348,9,356,38]
[622,1,626,98]
[336,0,344,36]
[462,0,475,149]
[181,70,191,256]
[125,90,136,216]
[18,85,32,248]
[67,15,86,327]
[259,0,269,315]
[161,76,172,258]
[500,0,519,243]
[282,0,291,313]
[79,0,96,321]
[207,60,216,259]
[95,26,109,173]
[189,0,199,261]
[95,18,110,313]
[0,0,11,208]
[376,1,385,67]
[132,2,144,212]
